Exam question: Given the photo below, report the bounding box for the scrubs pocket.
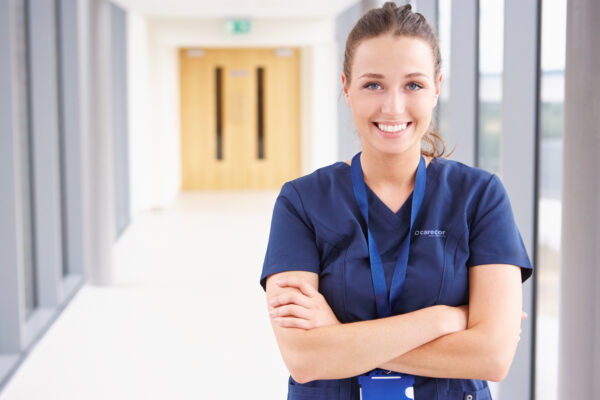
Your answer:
[288,376,339,400]
[438,379,492,400]
[447,387,492,400]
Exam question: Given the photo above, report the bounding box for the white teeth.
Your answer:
[377,122,409,132]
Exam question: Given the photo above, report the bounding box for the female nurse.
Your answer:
[260,3,533,399]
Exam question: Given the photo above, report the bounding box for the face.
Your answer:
[342,34,441,157]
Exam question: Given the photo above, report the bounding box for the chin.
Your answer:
[364,127,421,155]
[370,138,422,157]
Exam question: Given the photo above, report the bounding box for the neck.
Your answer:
[360,146,421,190]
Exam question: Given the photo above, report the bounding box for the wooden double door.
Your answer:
[179,48,301,190]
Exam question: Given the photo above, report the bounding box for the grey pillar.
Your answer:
[497,1,539,399]
[0,0,24,354]
[558,0,600,398]
[81,0,116,285]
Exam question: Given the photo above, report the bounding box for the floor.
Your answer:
[0,191,289,400]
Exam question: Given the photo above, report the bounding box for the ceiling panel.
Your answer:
[111,0,361,19]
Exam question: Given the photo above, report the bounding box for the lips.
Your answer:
[373,121,412,137]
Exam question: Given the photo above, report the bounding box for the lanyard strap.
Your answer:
[350,152,427,318]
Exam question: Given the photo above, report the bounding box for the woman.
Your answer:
[260,3,533,399]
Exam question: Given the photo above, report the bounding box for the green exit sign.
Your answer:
[226,19,251,35]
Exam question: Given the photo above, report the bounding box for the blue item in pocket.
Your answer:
[359,370,415,399]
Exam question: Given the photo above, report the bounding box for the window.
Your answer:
[477,0,504,175]
[535,1,567,399]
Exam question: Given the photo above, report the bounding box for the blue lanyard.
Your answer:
[350,152,427,318]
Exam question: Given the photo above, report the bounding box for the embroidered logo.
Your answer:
[414,229,446,237]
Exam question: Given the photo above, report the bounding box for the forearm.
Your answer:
[378,325,519,382]
[282,305,454,383]
[378,265,524,382]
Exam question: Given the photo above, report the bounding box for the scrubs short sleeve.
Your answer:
[467,174,533,282]
[260,182,320,290]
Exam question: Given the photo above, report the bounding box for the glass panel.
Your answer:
[216,67,223,160]
[477,0,504,175]
[535,1,567,399]
[257,67,265,160]
[437,0,451,147]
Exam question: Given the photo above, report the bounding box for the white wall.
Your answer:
[127,16,340,214]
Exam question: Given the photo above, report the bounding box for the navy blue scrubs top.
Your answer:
[260,157,533,400]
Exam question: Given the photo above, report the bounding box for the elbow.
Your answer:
[484,347,516,382]
[276,329,322,384]
[290,371,312,385]
[470,326,518,382]
[288,364,315,384]
[284,350,315,384]
[486,364,509,383]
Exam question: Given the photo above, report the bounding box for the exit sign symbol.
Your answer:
[227,19,251,34]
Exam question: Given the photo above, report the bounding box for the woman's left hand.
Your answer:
[269,276,341,329]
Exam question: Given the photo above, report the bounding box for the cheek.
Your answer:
[350,96,378,120]
[410,95,436,120]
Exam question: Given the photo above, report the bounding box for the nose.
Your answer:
[380,89,405,115]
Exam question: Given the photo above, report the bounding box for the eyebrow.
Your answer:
[358,72,429,79]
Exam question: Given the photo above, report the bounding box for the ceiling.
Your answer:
[111,0,361,19]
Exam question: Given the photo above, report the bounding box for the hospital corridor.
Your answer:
[1,0,599,399]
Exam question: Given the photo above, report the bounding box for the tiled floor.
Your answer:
[0,192,289,400]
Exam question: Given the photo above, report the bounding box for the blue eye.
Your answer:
[407,82,423,91]
[364,82,382,90]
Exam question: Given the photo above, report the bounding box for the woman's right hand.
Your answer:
[269,275,340,329]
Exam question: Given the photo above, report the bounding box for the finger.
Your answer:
[270,304,312,320]
[521,311,528,320]
[276,277,318,298]
[273,317,312,330]
[270,291,312,309]
[276,277,317,297]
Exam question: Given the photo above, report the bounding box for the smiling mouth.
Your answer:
[373,121,412,135]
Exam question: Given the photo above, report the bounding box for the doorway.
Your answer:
[179,48,301,189]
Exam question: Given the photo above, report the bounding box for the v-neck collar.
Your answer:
[365,184,412,221]
[341,156,439,223]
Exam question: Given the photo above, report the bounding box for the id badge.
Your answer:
[358,370,415,400]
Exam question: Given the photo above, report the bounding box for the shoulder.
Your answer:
[428,158,509,216]
[276,161,352,218]
[281,161,350,197]
[431,157,493,182]
[430,157,497,193]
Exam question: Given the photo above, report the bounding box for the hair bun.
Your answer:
[383,1,412,14]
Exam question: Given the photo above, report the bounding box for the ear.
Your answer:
[341,72,351,106]
[432,73,442,108]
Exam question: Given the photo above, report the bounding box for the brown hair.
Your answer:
[343,2,451,158]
